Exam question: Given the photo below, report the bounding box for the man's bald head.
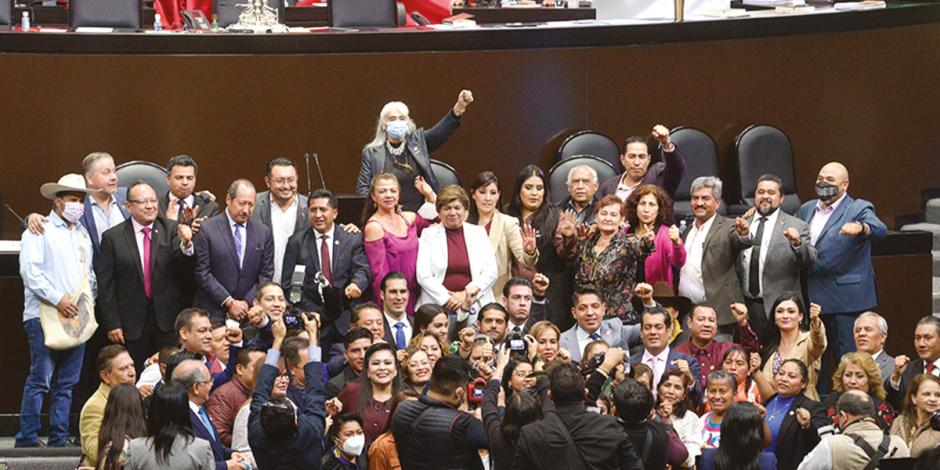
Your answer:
[172,359,212,404]
[816,162,850,203]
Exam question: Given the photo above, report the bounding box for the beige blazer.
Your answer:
[486,211,538,300]
[761,324,827,401]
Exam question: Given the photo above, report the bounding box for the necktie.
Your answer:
[233,223,243,268]
[927,363,937,375]
[320,234,333,284]
[512,326,522,335]
[141,227,152,299]
[589,332,601,341]
[197,407,216,440]
[748,217,767,297]
[178,198,187,212]
[394,322,406,350]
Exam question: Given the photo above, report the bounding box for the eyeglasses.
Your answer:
[128,198,159,206]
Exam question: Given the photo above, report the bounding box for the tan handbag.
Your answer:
[38,275,97,350]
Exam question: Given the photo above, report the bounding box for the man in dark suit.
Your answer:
[887,316,940,408]
[281,188,369,347]
[677,176,753,340]
[159,154,221,227]
[513,362,643,469]
[503,276,549,336]
[796,162,886,389]
[631,308,702,403]
[598,125,686,201]
[194,179,274,321]
[738,174,817,344]
[251,157,309,284]
[96,182,195,370]
[378,272,413,349]
[172,359,248,470]
[853,311,895,381]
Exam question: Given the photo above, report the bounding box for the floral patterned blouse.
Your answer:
[575,230,655,324]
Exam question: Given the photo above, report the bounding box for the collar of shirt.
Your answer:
[930,357,940,371]
[225,211,243,229]
[270,192,298,214]
[131,218,154,234]
[693,213,717,234]
[170,193,196,208]
[686,339,720,357]
[872,350,883,361]
[617,174,642,192]
[508,320,526,332]
[642,346,670,365]
[752,208,780,229]
[90,193,117,209]
[385,312,409,328]
[49,209,71,230]
[315,223,336,241]
[815,192,847,213]
[576,325,598,343]
[188,400,203,415]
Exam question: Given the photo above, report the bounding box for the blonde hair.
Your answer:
[407,331,452,358]
[832,352,886,399]
[364,101,417,151]
[900,373,940,425]
[530,321,560,342]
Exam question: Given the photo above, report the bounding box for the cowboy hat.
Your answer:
[40,174,95,200]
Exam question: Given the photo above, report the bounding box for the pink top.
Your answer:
[364,213,432,315]
[644,224,687,287]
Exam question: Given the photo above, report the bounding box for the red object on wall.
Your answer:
[399,0,452,24]
[154,0,213,29]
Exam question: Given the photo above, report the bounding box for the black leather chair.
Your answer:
[670,126,726,219]
[734,124,801,214]
[329,0,397,28]
[547,155,617,205]
[430,159,460,188]
[0,0,13,28]
[215,0,284,28]
[69,0,142,31]
[557,130,622,172]
[116,161,169,197]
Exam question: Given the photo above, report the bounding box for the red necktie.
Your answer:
[927,363,937,375]
[320,235,332,284]
[142,227,152,299]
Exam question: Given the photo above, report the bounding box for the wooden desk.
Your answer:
[452,6,596,23]
[12,5,328,28]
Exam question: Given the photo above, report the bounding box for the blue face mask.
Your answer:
[386,120,409,140]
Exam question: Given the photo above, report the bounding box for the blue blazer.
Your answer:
[189,408,233,470]
[559,319,642,364]
[631,348,703,404]
[80,187,129,261]
[795,195,886,315]
[193,214,274,318]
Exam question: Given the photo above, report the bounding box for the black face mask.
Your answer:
[815,182,839,203]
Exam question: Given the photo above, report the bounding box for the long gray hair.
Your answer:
[363,101,418,151]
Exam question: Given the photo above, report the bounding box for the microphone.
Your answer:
[312,153,327,190]
[303,153,313,198]
[410,11,430,26]
[5,203,25,225]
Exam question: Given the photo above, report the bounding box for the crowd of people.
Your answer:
[14,88,940,469]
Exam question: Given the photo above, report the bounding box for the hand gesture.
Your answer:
[225,326,243,345]
[634,282,654,304]
[178,222,194,246]
[166,198,181,221]
[575,223,592,241]
[783,227,801,247]
[247,305,266,326]
[181,204,201,225]
[749,352,762,375]
[326,397,343,417]
[523,334,538,360]
[107,328,125,344]
[601,347,626,373]
[521,222,537,255]
[227,300,249,320]
[414,176,436,203]
[459,327,476,348]
[477,361,494,380]
[651,124,671,147]
[56,294,78,318]
[139,384,154,399]
[557,211,577,238]
[672,359,693,383]
[795,407,811,429]
[658,401,674,422]
[809,303,822,321]
[730,303,748,326]
[454,89,474,116]
[893,354,911,382]
[446,290,468,311]
[27,213,48,234]
[735,216,750,237]
[272,318,287,343]
[532,273,550,298]
[191,215,208,235]
[396,349,409,364]
[302,312,321,343]
[840,221,864,237]
[557,348,572,363]
[742,206,757,219]
[345,283,362,299]
[668,224,681,245]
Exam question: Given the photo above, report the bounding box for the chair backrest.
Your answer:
[116,161,169,197]
[0,0,13,27]
[215,0,284,28]
[734,124,801,214]
[69,0,142,30]
[558,130,622,172]
[430,159,460,188]
[547,155,617,205]
[329,0,397,28]
[670,126,723,219]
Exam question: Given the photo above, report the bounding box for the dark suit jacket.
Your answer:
[280,225,370,323]
[80,187,129,261]
[630,348,703,404]
[193,214,274,318]
[96,217,193,340]
[681,215,752,325]
[768,393,823,470]
[513,402,643,470]
[598,145,686,200]
[355,110,462,196]
[250,191,309,235]
[382,315,413,347]
[886,358,933,409]
[159,191,221,221]
[875,350,896,386]
[189,408,233,470]
[795,194,887,314]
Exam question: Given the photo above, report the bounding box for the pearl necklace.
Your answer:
[386,140,406,156]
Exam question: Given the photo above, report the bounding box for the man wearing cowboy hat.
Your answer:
[16,174,97,448]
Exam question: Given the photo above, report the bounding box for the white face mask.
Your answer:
[61,201,84,224]
[341,434,365,456]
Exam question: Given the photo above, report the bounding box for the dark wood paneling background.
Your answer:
[0,22,937,416]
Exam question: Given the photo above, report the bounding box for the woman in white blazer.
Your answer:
[467,171,538,300]
[416,185,498,324]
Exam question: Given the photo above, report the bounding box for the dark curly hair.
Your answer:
[624,184,675,230]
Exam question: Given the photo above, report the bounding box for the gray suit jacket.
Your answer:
[682,215,753,325]
[125,435,215,470]
[738,210,816,318]
[251,191,309,235]
[560,319,641,364]
[875,350,895,383]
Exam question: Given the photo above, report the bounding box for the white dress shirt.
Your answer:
[226,212,246,269]
[169,193,196,211]
[740,208,780,297]
[678,214,716,303]
[385,312,412,346]
[131,218,155,269]
[90,194,125,242]
[270,194,298,282]
[315,224,336,274]
[576,326,601,362]
[642,346,671,392]
[809,193,847,245]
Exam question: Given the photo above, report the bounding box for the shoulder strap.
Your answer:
[849,433,892,470]
[641,427,653,463]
